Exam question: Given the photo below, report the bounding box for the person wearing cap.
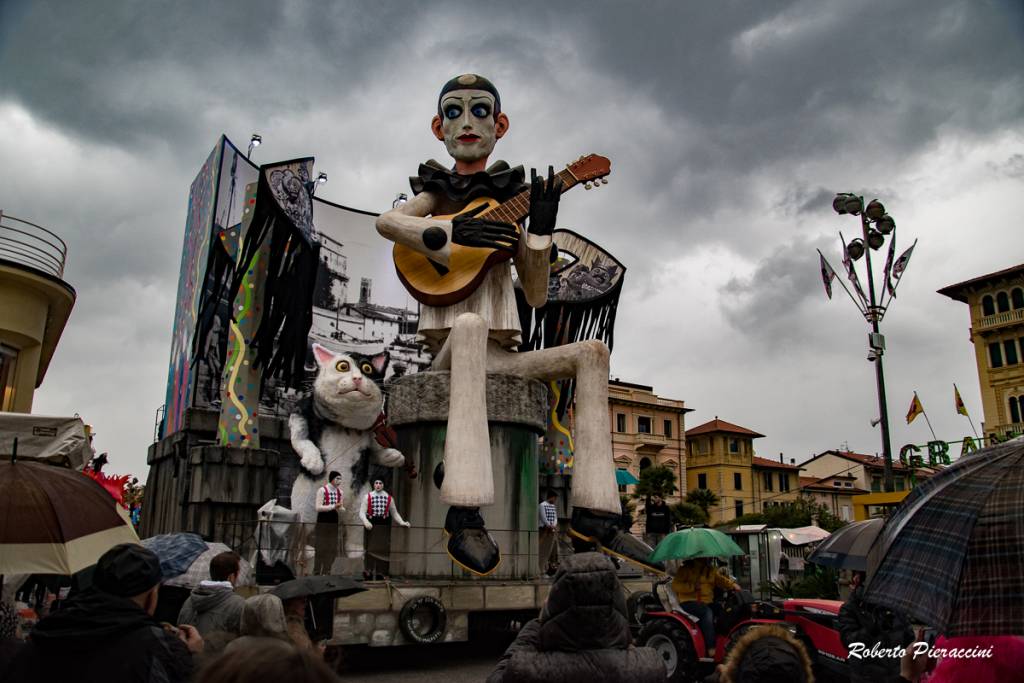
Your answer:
[6,543,202,683]
[313,471,345,574]
[375,74,659,577]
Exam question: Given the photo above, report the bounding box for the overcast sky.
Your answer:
[2,0,1022,480]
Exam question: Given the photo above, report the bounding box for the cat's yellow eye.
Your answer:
[360,363,373,375]
[335,360,350,372]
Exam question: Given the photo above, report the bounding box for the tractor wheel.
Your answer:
[639,619,697,682]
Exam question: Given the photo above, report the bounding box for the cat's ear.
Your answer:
[312,343,336,368]
[370,352,389,375]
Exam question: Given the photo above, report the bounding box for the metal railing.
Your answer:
[0,211,68,279]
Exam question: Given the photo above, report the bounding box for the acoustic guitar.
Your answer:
[393,154,612,306]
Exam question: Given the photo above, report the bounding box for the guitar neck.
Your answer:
[480,168,580,225]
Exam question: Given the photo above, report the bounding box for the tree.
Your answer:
[633,465,677,500]
[686,488,720,517]
[670,501,708,527]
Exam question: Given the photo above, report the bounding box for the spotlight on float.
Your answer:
[865,199,886,221]
[392,193,408,209]
[309,172,328,196]
[247,133,262,159]
[870,417,882,427]
[847,237,865,261]
[867,228,885,250]
[875,214,895,235]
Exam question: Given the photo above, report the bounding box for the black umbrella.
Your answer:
[807,518,883,572]
[270,575,365,602]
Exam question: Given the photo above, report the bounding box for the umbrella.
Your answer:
[807,518,882,572]
[615,469,639,486]
[271,575,366,602]
[140,533,209,579]
[779,525,832,546]
[649,528,745,563]
[139,535,254,588]
[864,439,1024,636]
[0,459,139,575]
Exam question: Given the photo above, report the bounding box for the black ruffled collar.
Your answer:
[409,159,527,203]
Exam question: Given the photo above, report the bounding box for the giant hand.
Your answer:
[451,204,519,253]
[527,166,562,237]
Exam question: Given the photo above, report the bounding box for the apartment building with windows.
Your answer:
[684,418,768,524]
[608,379,690,503]
[938,263,1024,442]
[751,455,803,512]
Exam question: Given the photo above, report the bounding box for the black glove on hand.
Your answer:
[528,166,562,237]
[451,204,519,254]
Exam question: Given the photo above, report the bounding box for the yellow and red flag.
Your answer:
[906,393,924,424]
[954,384,969,417]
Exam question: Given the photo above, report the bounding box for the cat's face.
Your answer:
[311,343,388,429]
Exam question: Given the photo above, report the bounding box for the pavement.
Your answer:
[337,638,511,682]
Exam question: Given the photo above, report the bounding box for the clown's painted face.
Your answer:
[432,89,508,165]
[373,480,384,492]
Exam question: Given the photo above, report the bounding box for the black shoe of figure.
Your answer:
[444,506,500,576]
[569,507,664,574]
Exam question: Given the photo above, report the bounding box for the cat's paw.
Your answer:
[297,444,324,474]
[376,448,405,468]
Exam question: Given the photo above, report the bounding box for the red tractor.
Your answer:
[629,581,849,681]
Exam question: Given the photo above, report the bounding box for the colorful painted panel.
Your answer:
[161,139,222,437]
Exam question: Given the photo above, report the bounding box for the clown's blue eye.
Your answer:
[445,105,462,119]
[471,104,490,118]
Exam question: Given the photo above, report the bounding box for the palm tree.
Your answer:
[685,488,720,518]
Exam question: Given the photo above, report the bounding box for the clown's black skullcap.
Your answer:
[437,74,501,116]
[328,471,341,481]
[93,543,163,597]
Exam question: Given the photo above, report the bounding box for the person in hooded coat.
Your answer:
[706,624,814,683]
[223,594,293,654]
[487,552,664,683]
[5,544,201,683]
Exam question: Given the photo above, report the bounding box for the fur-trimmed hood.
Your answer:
[717,624,814,683]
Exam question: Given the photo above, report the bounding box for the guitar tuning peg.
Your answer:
[585,182,592,190]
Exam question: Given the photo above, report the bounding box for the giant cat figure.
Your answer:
[289,343,405,560]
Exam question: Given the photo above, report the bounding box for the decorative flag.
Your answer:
[954,384,969,416]
[840,232,868,305]
[883,230,897,297]
[906,393,924,424]
[819,252,837,299]
[890,239,917,293]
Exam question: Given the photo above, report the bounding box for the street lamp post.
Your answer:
[825,193,911,493]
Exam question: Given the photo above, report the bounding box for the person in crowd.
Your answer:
[897,632,1024,682]
[314,471,345,575]
[224,594,291,653]
[283,596,320,655]
[706,624,814,682]
[672,556,741,656]
[5,543,202,683]
[838,570,914,683]
[537,490,560,574]
[487,552,665,682]
[197,637,338,683]
[643,494,672,549]
[0,600,24,678]
[177,551,245,646]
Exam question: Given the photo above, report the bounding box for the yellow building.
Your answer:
[684,418,766,524]
[799,474,869,522]
[751,456,803,512]
[607,379,690,503]
[0,212,75,412]
[938,263,1024,442]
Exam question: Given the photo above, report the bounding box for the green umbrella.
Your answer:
[615,469,639,485]
[648,528,746,563]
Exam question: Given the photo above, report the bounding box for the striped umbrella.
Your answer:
[864,439,1024,636]
[807,518,883,572]
[0,459,139,575]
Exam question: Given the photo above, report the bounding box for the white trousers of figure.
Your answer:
[432,312,621,515]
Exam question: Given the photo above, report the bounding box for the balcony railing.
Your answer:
[977,308,1024,331]
[0,211,67,279]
